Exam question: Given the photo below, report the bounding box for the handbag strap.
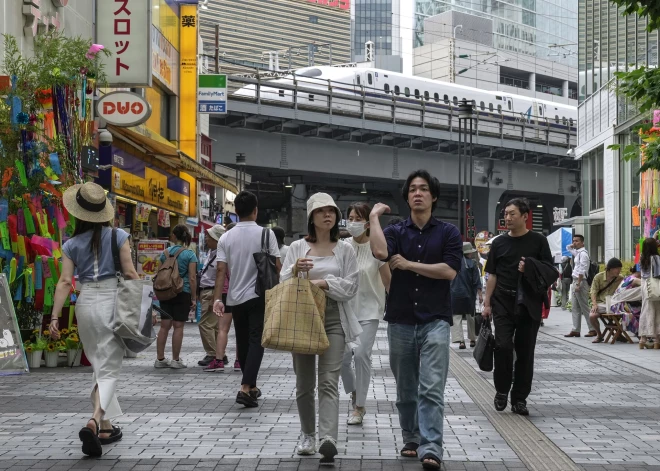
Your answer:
[261,228,270,254]
[111,228,122,278]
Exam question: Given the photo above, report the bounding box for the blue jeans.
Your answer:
[388,319,450,461]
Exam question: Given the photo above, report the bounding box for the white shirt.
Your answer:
[280,239,363,345]
[347,239,386,322]
[279,245,290,264]
[199,249,217,288]
[308,255,340,280]
[217,221,280,306]
[567,245,589,279]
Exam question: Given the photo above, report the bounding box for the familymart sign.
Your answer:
[198,74,227,114]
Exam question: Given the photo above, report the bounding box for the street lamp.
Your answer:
[457,100,474,239]
[236,153,246,192]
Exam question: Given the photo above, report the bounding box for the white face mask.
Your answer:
[347,221,367,238]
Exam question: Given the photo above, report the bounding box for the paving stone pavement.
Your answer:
[2,307,660,470]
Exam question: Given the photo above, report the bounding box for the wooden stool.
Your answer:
[601,314,633,344]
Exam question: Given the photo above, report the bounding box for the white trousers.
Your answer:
[451,314,476,342]
[76,278,124,419]
[340,319,380,408]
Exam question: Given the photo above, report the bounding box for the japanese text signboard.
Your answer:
[198,75,227,114]
[97,0,152,87]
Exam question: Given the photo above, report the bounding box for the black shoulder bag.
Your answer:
[253,228,279,297]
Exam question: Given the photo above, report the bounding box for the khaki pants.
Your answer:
[199,290,219,356]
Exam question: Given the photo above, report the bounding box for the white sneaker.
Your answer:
[296,432,316,455]
[154,358,171,368]
[170,358,187,369]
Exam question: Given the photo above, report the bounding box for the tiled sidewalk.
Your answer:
[1,307,659,470]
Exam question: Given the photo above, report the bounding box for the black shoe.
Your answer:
[511,402,529,416]
[494,392,508,411]
[236,391,259,408]
[197,355,214,366]
[249,387,262,399]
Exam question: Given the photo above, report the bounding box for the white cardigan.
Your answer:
[280,239,363,345]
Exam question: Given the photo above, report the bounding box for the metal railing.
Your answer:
[226,74,577,149]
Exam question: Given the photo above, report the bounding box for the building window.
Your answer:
[309,15,318,23]
[586,145,604,211]
[279,89,284,97]
[309,94,314,102]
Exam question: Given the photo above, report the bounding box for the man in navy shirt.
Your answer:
[370,170,463,470]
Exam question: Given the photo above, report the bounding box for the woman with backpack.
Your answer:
[49,182,141,456]
[154,224,199,369]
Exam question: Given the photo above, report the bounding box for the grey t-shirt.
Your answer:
[62,227,130,282]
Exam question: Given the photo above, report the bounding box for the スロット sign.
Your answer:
[96,91,152,127]
[96,0,152,86]
[198,74,227,114]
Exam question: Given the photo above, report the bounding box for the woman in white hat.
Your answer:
[280,192,361,465]
[49,182,141,457]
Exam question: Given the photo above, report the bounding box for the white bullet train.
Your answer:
[234,66,577,145]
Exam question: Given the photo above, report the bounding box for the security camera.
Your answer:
[99,129,113,147]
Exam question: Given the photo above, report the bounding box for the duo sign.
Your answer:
[96,91,152,127]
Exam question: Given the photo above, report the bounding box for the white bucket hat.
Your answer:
[62,182,114,223]
[307,193,341,220]
[206,224,226,241]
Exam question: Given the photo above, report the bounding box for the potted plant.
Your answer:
[15,305,42,346]
[62,327,82,367]
[24,329,46,369]
[42,325,59,367]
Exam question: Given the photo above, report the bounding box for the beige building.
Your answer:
[199,0,351,74]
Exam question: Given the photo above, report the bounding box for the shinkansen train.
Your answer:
[234,66,577,143]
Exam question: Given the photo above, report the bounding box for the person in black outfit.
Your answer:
[483,198,553,416]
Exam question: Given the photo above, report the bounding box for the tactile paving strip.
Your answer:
[449,349,581,471]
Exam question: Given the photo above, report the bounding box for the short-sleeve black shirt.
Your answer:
[486,231,552,290]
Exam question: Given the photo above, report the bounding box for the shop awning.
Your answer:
[107,125,239,194]
[554,215,605,226]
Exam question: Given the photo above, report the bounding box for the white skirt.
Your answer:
[76,278,124,419]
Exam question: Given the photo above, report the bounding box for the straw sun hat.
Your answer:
[62,182,115,223]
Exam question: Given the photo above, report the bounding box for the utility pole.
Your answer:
[214,24,220,73]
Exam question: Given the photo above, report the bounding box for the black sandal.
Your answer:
[459,342,466,349]
[79,418,102,457]
[421,453,442,470]
[400,442,419,458]
[98,425,122,445]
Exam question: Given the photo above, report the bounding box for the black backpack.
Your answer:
[586,260,599,285]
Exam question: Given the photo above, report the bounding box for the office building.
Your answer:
[414,0,578,69]
[573,0,659,264]
[352,0,403,72]
[199,0,351,74]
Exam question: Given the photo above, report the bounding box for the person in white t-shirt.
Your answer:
[212,191,281,408]
[340,202,391,426]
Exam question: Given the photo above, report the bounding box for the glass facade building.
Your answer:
[576,0,658,263]
[352,0,402,71]
[353,0,395,57]
[577,0,658,102]
[414,0,578,68]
